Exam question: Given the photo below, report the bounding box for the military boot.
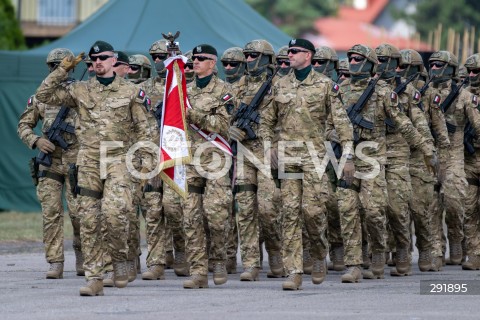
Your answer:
[430,256,443,272]
[395,248,411,274]
[311,258,327,284]
[387,252,396,266]
[79,279,104,296]
[208,259,214,272]
[142,265,165,280]
[332,246,346,271]
[370,252,385,279]
[390,265,412,276]
[282,273,302,290]
[212,261,228,285]
[267,251,284,278]
[46,262,63,279]
[240,267,260,281]
[303,250,313,275]
[173,252,190,277]
[226,257,237,274]
[103,271,114,287]
[113,261,128,288]
[74,248,84,276]
[127,260,137,282]
[327,249,335,271]
[183,274,209,289]
[447,242,462,265]
[341,266,362,283]
[418,250,432,272]
[165,251,174,269]
[462,255,480,270]
[362,244,371,269]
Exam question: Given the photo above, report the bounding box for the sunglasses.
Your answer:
[429,61,446,68]
[468,68,480,75]
[90,55,114,62]
[277,59,290,66]
[244,52,260,59]
[86,63,92,68]
[340,72,351,78]
[222,61,240,68]
[151,53,168,61]
[184,63,194,69]
[378,57,390,63]
[398,64,408,70]
[349,56,365,62]
[287,48,309,55]
[313,59,328,65]
[130,65,140,71]
[192,55,213,62]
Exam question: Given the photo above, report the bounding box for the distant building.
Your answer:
[9,0,109,47]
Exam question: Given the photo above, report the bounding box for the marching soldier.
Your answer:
[313,46,339,79]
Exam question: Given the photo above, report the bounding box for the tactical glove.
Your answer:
[60,52,85,72]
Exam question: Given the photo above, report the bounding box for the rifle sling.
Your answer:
[37,170,64,183]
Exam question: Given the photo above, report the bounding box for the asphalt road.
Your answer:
[1,243,480,320]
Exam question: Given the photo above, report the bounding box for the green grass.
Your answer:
[0,211,73,242]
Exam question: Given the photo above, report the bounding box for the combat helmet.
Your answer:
[243,39,276,74]
[398,49,425,78]
[149,39,168,55]
[183,50,194,83]
[46,48,74,70]
[313,46,339,69]
[347,44,378,76]
[464,53,480,86]
[128,54,152,83]
[221,47,246,83]
[428,50,458,81]
[375,43,401,78]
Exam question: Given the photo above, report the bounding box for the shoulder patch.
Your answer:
[332,83,340,93]
[27,96,34,107]
[221,93,233,103]
[143,98,151,111]
[472,95,478,107]
[138,89,146,99]
[390,92,398,102]
[433,94,442,105]
[413,91,421,102]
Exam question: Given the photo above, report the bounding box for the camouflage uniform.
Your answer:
[260,56,354,282]
[426,51,480,267]
[229,40,284,279]
[399,49,439,271]
[375,43,435,275]
[335,44,434,280]
[17,93,81,275]
[35,64,153,284]
[184,72,233,279]
[459,53,480,270]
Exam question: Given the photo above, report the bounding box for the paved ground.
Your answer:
[1,242,480,320]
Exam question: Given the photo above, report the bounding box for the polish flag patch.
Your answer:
[390,92,397,101]
[473,95,478,106]
[222,93,233,103]
[413,92,421,102]
[27,96,34,106]
[138,89,146,99]
[433,95,441,105]
[332,83,340,93]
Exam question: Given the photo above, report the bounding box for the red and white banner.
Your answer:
[159,55,191,199]
[189,124,233,156]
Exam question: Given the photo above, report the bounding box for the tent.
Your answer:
[0,0,290,212]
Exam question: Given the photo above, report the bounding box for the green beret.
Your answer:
[192,44,217,56]
[288,39,315,53]
[114,51,129,65]
[89,40,114,56]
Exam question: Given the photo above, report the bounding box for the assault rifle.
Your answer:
[385,73,418,128]
[231,67,279,155]
[36,106,74,166]
[416,76,434,112]
[464,121,477,155]
[441,76,469,134]
[331,75,381,158]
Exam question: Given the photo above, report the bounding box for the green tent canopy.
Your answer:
[0,0,290,212]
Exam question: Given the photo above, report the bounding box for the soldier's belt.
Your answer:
[77,188,103,199]
[37,170,65,184]
[233,184,257,194]
[143,184,163,193]
[188,185,205,194]
[466,178,480,187]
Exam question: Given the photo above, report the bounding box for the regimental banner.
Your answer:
[159,55,191,199]
[189,124,233,156]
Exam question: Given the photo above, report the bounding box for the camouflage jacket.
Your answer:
[17,94,79,164]
[462,84,480,156]
[35,67,153,165]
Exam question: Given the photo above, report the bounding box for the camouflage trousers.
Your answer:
[77,160,132,280]
[182,165,232,275]
[37,160,81,263]
[336,185,362,266]
[235,160,280,269]
[280,164,329,274]
[127,178,142,261]
[385,160,412,251]
[431,159,467,256]
[409,150,436,253]
[464,153,480,256]
[163,184,186,255]
[140,182,166,267]
[226,206,238,262]
[326,178,343,252]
